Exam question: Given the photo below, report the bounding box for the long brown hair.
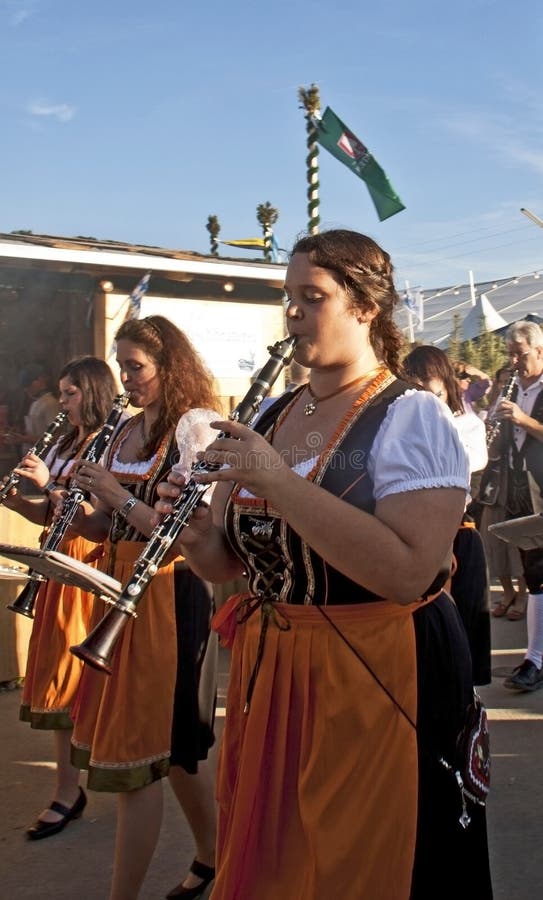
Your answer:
[57,356,117,453]
[115,315,220,458]
[290,229,406,376]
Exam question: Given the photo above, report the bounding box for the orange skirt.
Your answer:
[71,540,177,792]
[20,535,97,730]
[212,600,423,900]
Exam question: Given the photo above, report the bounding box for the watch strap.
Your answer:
[117,494,138,521]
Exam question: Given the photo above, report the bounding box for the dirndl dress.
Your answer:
[210,373,493,900]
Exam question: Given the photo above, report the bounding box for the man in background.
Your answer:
[6,363,59,454]
[497,322,543,691]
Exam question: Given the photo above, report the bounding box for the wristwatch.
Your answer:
[44,481,59,496]
[116,494,138,521]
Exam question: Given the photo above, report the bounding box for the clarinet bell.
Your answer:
[7,577,43,618]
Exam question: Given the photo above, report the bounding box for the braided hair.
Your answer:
[290,229,405,377]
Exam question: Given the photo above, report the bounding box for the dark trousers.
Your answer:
[507,467,543,594]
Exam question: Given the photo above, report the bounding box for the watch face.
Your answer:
[120,497,137,517]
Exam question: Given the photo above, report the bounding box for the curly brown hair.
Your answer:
[115,315,220,458]
[290,229,406,376]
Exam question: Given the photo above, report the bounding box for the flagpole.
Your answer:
[108,271,151,359]
[405,279,415,343]
[417,289,424,336]
[469,269,477,306]
[298,84,321,235]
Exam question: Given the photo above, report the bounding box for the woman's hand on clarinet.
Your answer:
[193,419,287,497]
[13,453,49,490]
[1,475,20,508]
[72,460,125,509]
[154,470,215,548]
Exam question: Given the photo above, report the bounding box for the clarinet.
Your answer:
[0,411,68,505]
[70,335,297,673]
[485,370,517,456]
[478,370,516,507]
[8,393,130,618]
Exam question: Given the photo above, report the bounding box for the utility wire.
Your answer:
[397,233,543,280]
[396,222,533,253]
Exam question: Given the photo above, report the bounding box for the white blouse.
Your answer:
[369,389,469,500]
[238,388,470,502]
[44,441,77,480]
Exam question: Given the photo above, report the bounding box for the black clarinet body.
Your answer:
[478,370,517,508]
[0,411,68,505]
[8,393,130,618]
[485,370,517,458]
[71,335,297,673]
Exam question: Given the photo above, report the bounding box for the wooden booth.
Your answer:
[0,232,287,680]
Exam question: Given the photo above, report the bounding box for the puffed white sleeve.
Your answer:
[368,389,470,501]
[173,408,220,481]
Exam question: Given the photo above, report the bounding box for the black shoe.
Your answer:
[166,859,216,898]
[504,660,543,692]
[26,787,87,841]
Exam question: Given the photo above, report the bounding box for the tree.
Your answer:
[206,215,221,256]
[447,314,463,363]
[473,321,507,375]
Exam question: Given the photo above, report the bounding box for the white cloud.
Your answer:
[438,86,543,176]
[12,8,29,24]
[28,101,76,123]
[1,1,34,26]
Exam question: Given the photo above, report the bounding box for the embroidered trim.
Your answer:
[89,752,171,770]
[71,738,170,769]
[107,415,170,484]
[228,369,396,607]
[311,367,394,483]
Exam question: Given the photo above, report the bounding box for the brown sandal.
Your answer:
[507,601,527,621]
[492,595,515,618]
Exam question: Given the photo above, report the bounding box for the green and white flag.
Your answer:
[316,107,405,221]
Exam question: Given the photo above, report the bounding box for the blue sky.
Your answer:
[1,0,542,291]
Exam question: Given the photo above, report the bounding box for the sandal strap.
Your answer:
[189,859,215,881]
[48,800,72,818]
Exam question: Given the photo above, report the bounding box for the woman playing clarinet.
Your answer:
[68,317,220,900]
[156,230,493,900]
[2,356,117,839]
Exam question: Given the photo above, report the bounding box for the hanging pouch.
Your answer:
[440,690,490,828]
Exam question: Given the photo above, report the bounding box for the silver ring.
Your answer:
[88,475,94,486]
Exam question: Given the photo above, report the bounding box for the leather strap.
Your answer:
[48,799,72,817]
[189,859,216,880]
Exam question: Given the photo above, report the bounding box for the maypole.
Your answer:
[256,202,279,262]
[298,83,321,235]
